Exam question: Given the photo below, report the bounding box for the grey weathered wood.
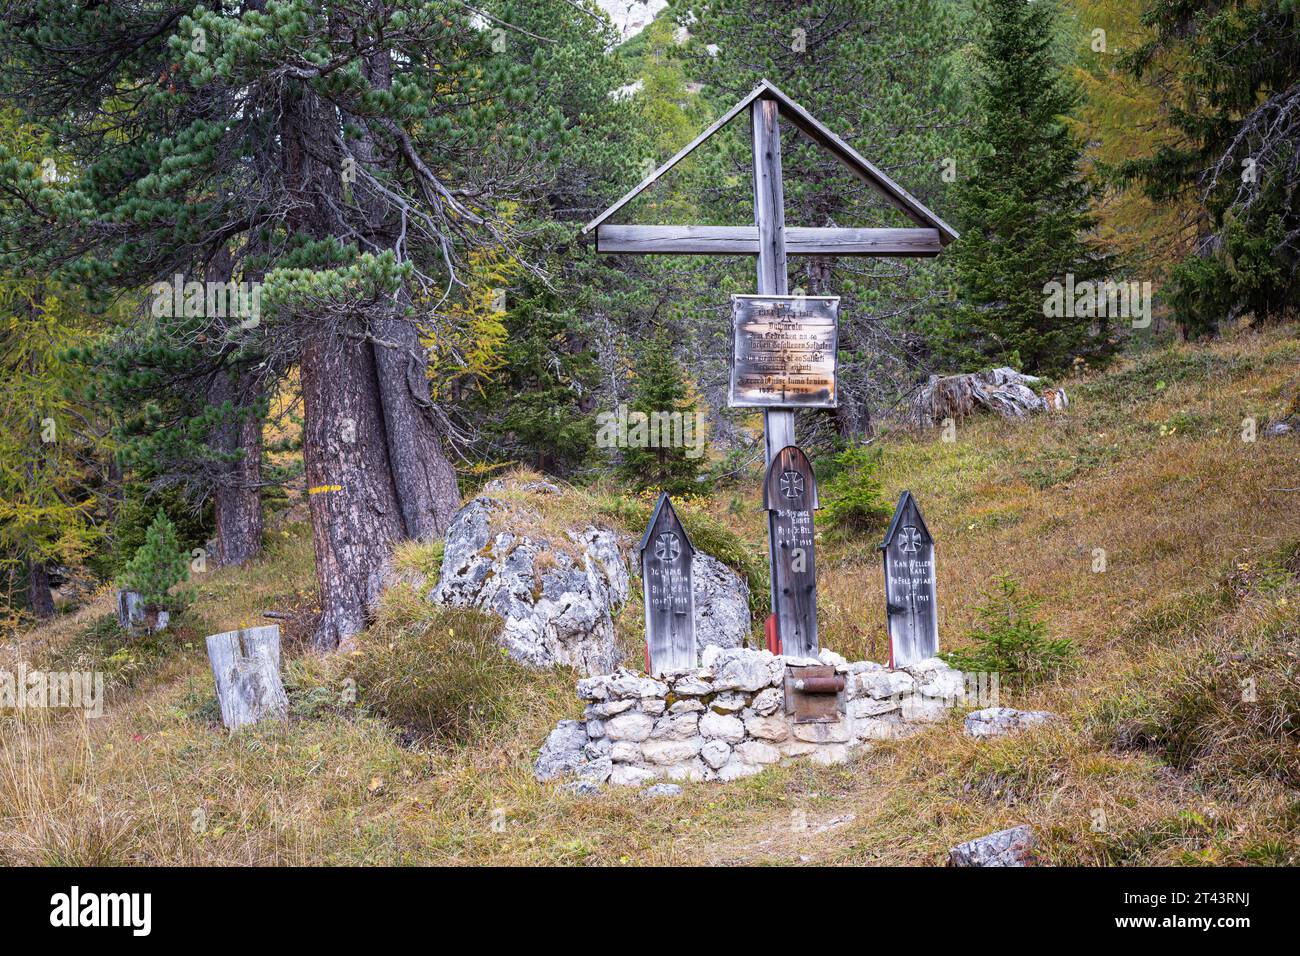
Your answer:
[582,80,958,244]
[581,84,771,236]
[764,446,820,657]
[115,588,168,634]
[730,294,840,408]
[639,494,696,674]
[879,492,939,667]
[752,95,798,621]
[761,79,959,243]
[205,625,289,730]
[595,225,945,257]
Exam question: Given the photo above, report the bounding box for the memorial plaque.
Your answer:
[730,294,839,408]
[763,445,820,657]
[638,493,696,674]
[879,491,938,668]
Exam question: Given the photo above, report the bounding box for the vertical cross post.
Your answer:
[751,97,793,462]
[751,95,795,636]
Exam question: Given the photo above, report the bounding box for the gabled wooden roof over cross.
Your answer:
[582,79,958,257]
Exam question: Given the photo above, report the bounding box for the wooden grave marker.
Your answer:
[763,445,820,657]
[879,491,939,667]
[583,80,956,663]
[639,493,696,674]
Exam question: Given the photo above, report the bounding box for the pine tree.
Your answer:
[0,1,628,649]
[118,509,190,612]
[944,0,1114,373]
[1120,0,1300,336]
[616,332,704,494]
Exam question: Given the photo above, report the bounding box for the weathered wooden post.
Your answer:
[205,624,289,729]
[763,445,820,657]
[639,493,696,674]
[879,491,939,667]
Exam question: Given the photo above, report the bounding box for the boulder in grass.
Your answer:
[948,825,1036,867]
[431,492,628,677]
[964,707,1056,739]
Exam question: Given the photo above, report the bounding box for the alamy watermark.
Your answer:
[1043,274,1152,329]
[595,404,706,459]
[150,272,262,327]
[0,664,104,718]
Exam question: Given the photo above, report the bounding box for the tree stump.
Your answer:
[205,625,289,730]
[115,589,169,635]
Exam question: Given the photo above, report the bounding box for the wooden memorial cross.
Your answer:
[879,491,939,667]
[639,493,696,674]
[584,80,957,657]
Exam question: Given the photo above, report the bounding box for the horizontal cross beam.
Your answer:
[594,224,944,257]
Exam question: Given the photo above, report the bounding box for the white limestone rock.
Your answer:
[743,712,790,742]
[650,712,700,741]
[699,711,746,743]
[639,783,683,799]
[964,707,1056,739]
[713,649,777,693]
[604,711,655,742]
[948,825,1036,867]
[534,720,589,782]
[734,740,781,766]
[809,744,850,766]
[700,739,731,770]
[691,554,752,661]
[751,687,783,716]
[610,740,642,763]
[610,764,659,787]
[852,669,916,701]
[641,737,702,765]
[710,691,749,713]
[431,495,629,676]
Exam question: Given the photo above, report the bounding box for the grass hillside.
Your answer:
[2,327,1298,865]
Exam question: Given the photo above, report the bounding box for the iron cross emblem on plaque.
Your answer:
[900,526,922,553]
[779,470,804,500]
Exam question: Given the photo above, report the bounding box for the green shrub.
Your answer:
[117,510,192,612]
[821,445,893,535]
[941,574,1074,685]
[348,607,531,745]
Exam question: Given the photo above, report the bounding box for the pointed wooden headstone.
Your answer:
[639,493,696,674]
[879,491,939,667]
[763,445,820,657]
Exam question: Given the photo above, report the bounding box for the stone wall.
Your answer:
[536,646,970,787]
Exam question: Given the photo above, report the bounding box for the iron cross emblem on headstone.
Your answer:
[879,492,939,668]
[639,493,696,673]
[585,80,957,658]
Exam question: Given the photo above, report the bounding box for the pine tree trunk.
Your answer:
[26,557,54,619]
[205,248,264,568]
[208,370,265,567]
[371,315,461,538]
[300,333,407,651]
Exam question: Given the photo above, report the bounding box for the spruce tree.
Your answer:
[616,332,704,495]
[944,0,1113,373]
